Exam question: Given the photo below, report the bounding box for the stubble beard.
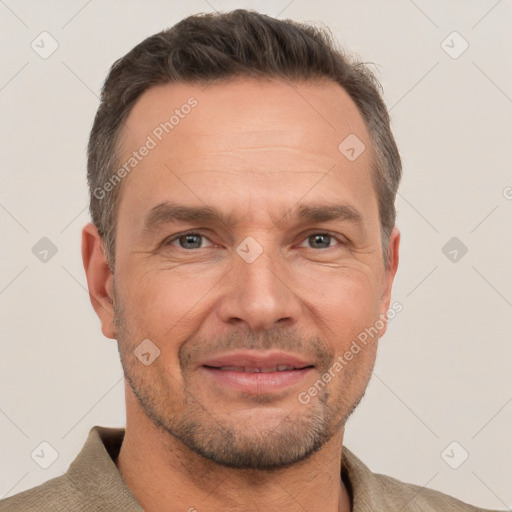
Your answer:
[114,293,371,471]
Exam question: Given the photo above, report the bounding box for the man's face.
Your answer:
[105,78,398,469]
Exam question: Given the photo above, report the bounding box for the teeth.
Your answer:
[216,365,296,372]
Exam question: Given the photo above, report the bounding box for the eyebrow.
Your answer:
[287,203,362,226]
[143,201,363,233]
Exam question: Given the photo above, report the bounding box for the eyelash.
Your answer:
[162,230,348,251]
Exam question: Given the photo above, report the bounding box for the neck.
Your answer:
[116,395,352,512]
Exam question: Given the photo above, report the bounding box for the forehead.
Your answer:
[116,78,376,230]
[121,78,370,161]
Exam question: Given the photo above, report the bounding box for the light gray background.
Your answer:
[1,0,511,509]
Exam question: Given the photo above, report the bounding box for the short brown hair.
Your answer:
[87,9,401,270]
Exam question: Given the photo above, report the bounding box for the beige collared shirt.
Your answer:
[0,426,494,511]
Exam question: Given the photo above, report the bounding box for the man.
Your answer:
[1,9,496,512]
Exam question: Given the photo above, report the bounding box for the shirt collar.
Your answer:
[67,426,379,511]
[66,426,143,510]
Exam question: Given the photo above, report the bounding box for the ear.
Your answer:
[378,226,400,336]
[81,223,116,339]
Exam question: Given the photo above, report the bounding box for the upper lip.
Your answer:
[200,351,314,370]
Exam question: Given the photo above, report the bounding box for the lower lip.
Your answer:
[201,367,314,394]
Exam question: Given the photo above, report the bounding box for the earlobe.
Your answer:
[81,223,116,339]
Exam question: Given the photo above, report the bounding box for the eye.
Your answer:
[299,233,344,250]
[166,232,215,250]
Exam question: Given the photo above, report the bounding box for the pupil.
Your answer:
[182,234,200,249]
[312,234,329,248]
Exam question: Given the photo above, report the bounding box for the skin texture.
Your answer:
[82,78,400,512]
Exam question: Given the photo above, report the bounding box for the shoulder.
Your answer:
[0,473,86,512]
[342,447,497,511]
[0,426,135,512]
[371,471,492,511]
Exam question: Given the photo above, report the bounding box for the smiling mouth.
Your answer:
[203,364,313,373]
[199,352,316,394]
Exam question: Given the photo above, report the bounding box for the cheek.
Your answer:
[297,267,382,342]
[119,269,214,350]
[118,251,382,353]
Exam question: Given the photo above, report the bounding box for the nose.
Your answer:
[216,246,302,331]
